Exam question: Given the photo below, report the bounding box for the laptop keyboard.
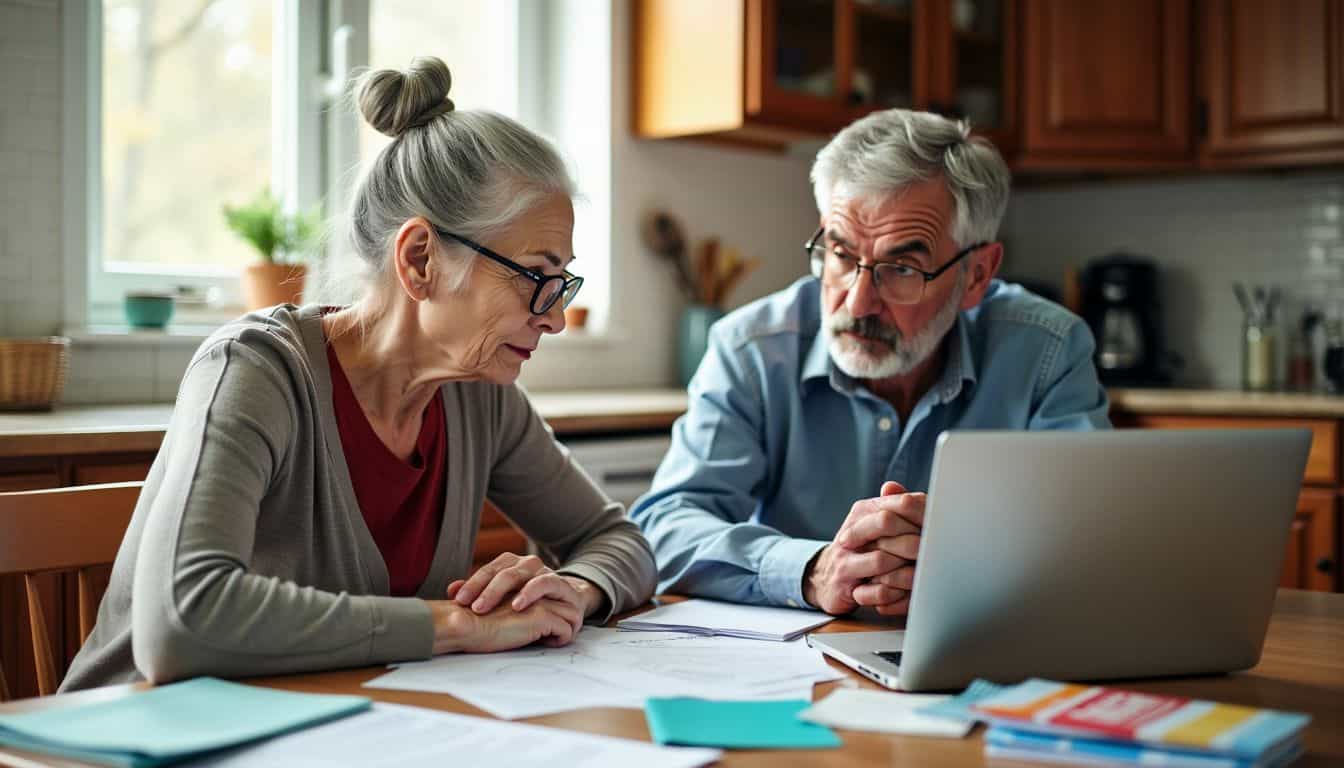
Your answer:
[874,651,903,665]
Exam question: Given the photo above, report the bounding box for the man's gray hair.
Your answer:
[345,56,576,297]
[810,109,1011,246]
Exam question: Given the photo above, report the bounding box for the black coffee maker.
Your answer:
[1080,254,1172,386]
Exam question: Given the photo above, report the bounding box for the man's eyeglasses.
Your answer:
[804,227,986,305]
[436,229,583,316]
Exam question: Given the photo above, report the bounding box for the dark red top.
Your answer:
[326,344,446,597]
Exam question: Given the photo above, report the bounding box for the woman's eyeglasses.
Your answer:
[436,229,583,316]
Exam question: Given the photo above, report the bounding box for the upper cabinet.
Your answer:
[634,0,1016,146]
[1017,0,1192,170]
[1199,0,1344,167]
[635,0,1343,172]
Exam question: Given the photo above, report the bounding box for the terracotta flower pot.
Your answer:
[564,306,589,330]
[242,262,307,310]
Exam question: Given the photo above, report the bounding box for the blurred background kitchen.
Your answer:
[2,0,1341,399]
[1,3,1342,671]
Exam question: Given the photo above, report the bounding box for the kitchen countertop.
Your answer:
[6,387,1344,459]
[1108,388,1344,418]
[0,389,691,458]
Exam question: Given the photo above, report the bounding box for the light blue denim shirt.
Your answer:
[630,276,1110,608]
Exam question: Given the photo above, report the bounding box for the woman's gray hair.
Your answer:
[344,56,576,298]
[810,109,1011,247]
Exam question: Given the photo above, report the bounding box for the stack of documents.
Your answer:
[366,627,844,719]
[928,678,1311,768]
[616,598,835,641]
[0,678,369,767]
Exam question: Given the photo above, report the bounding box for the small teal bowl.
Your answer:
[123,293,175,329]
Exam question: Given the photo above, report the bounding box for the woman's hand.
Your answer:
[428,598,582,654]
[447,553,606,636]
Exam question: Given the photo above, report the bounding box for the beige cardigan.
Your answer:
[61,304,657,691]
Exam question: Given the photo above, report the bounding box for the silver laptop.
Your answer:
[807,428,1310,691]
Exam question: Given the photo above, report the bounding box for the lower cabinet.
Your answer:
[1288,489,1339,593]
[1115,412,1342,593]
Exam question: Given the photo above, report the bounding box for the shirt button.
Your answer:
[787,599,799,608]
[878,417,893,432]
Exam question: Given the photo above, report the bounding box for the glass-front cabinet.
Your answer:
[748,0,926,133]
[945,0,1012,137]
[635,0,1017,146]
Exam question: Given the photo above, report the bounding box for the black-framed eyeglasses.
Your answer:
[804,227,986,305]
[436,229,583,316]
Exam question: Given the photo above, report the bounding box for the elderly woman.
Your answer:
[61,57,656,690]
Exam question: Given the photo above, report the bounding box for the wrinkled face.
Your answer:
[421,193,575,384]
[819,177,968,380]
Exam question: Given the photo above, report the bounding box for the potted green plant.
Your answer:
[223,190,320,310]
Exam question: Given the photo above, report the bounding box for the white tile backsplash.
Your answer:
[0,0,63,342]
[1002,170,1344,389]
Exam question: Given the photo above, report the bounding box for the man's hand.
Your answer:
[803,481,925,616]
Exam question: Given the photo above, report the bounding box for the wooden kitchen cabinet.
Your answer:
[1115,412,1342,592]
[634,0,1017,147]
[1286,489,1338,592]
[1199,0,1344,167]
[1017,0,1193,170]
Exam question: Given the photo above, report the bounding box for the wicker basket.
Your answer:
[0,337,70,411]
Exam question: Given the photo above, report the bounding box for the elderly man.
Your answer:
[630,109,1109,618]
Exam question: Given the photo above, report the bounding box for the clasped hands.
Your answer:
[428,553,604,655]
[804,481,924,616]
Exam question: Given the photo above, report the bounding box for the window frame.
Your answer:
[65,0,612,333]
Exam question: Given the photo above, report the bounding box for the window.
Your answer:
[72,0,611,330]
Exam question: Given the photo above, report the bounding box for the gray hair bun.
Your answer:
[357,56,456,138]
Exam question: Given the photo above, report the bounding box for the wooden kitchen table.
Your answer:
[1,590,1341,767]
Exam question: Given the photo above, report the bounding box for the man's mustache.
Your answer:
[832,315,902,348]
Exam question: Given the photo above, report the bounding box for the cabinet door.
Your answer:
[927,0,1017,147]
[1282,489,1338,592]
[1019,0,1192,168]
[1200,0,1344,166]
[71,460,153,486]
[749,0,929,132]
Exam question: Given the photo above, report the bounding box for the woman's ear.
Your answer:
[393,218,435,301]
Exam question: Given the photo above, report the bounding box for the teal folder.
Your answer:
[0,677,370,767]
[644,698,841,750]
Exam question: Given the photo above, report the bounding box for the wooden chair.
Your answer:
[0,482,141,699]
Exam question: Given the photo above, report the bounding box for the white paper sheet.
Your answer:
[365,628,844,719]
[797,689,974,738]
[616,598,835,641]
[185,702,721,768]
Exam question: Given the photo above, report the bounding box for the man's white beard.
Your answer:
[825,273,965,380]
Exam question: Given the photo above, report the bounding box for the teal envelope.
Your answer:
[644,698,841,750]
[0,677,370,767]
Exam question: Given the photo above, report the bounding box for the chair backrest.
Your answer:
[0,481,141,699]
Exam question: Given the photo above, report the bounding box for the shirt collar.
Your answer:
[934,311,978,404]
[801,324,835,388]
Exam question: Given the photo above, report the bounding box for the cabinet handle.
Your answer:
[1316,557,1336,574]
